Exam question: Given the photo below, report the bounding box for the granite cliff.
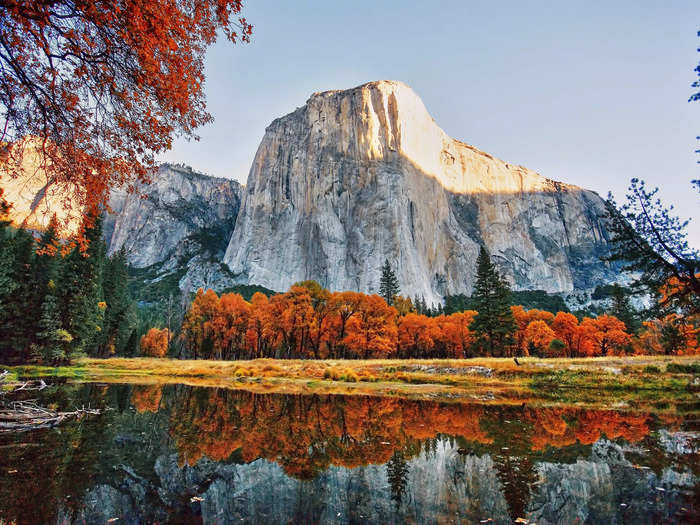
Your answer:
[1,161,243,294]
[224,80,615,304]
[2,81,618,302]
[105,164,243,292]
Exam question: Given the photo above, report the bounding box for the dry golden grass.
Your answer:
[69,354,700,388]
[5,354,697,410]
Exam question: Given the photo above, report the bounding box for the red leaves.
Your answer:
[0,0,252,244]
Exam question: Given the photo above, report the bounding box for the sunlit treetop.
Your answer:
[0,0,252,244]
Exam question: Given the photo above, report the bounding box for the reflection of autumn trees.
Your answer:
[166,389,673,479]
[131,385,163,413]
[527,407,651,450]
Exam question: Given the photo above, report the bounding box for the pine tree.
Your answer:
[0,228,37,362]
[30,216,61,323]
[469,247,516,356]
[0,220,18,322]
[605,179,699,316]
[36,280,73,364]
[386,451,409,508]
[610,285,640,334]
[124,329,139,357]
[379,259,400,305]
[98,247,134,356]
[413,295,421,314]
[57,215,106,355]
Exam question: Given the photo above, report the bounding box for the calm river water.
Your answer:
[0,382,697,524]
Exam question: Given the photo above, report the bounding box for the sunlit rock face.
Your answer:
[0,139,86,234]
[106,163,242,269]
[224,80,614,304]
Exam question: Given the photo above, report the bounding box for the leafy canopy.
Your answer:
[604,178,699,316]
[0,0,252,239]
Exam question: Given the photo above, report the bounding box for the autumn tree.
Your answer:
[246,292,272,358]
[639,314,699,355]
[511,306,554,356]
[551,312,584,357]
[580,315,631,356]
[140,327,169,357]
[392,295,415,316]
[280,286,315,358]
[295,280,334,358]
[379,259,400,305]
[0,0,252,238]
[605,179,699,316]
[470,247,516,356]
[397,313,437,358]
[181,288,220,358]
[326,291,364,358]
[206,292,251,359]
[344,294,398,359]
[523,320,556,357]
[435,311,477,358]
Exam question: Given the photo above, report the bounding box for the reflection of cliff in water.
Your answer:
[0,384,696,525]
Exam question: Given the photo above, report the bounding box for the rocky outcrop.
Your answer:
[2,159,244,294]
[0,139,85,234]
[224,80,615,304]
[106,163,242,269]
[103,163,243,294]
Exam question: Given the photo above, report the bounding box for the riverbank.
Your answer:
[4,355,698,407]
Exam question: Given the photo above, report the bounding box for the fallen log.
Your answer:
[0,400,101,433]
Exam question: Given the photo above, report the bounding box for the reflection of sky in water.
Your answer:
[0,383,697,524]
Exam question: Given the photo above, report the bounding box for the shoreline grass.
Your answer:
[2,355,697,406]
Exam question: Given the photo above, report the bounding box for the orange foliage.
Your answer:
[636,314,699,355]
[524,320,556,356]
[434,311,477,358]
[580,315,631,356]
[397,313,438,358]
[527,407,652,450]
[140,327,169,358]
[511,306,554,356]
[181,289,220,358]
[344,295,398,358]
[166,390,672,479]
[176,284,691,359]
[551,312,581,357]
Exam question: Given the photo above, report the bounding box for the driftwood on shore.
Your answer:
[0,370,101,432]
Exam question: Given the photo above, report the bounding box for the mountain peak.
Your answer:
[225,82,615,302]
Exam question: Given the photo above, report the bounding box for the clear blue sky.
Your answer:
[161,0,700,247]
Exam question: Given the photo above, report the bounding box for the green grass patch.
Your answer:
[666,363,700,374]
